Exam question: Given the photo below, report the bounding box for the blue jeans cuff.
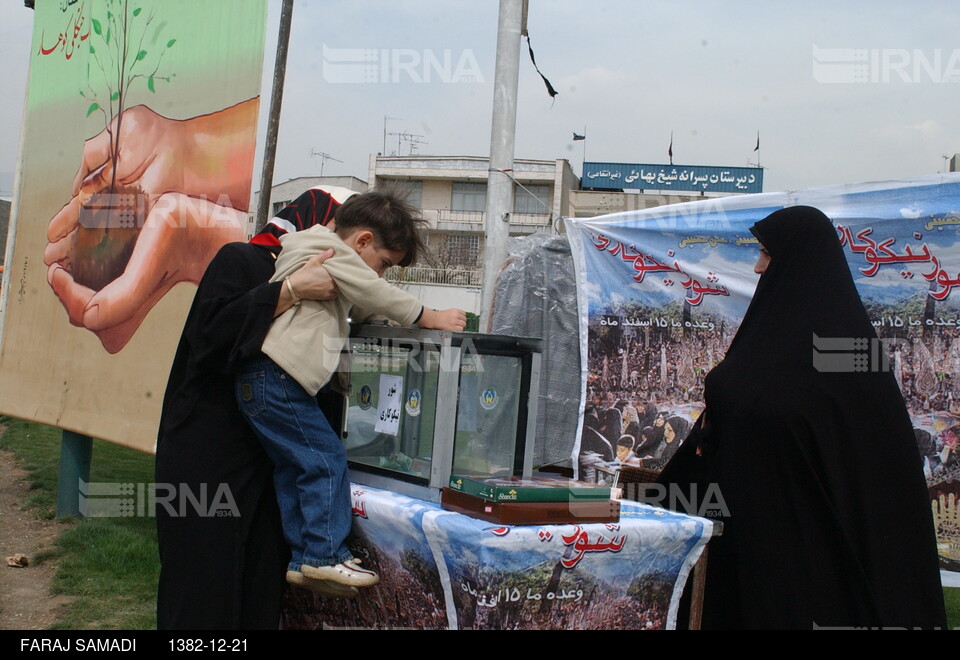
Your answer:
[302,551,354,568]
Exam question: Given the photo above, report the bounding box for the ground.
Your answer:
[0,448,72,629]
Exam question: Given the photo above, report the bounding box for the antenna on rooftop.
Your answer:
[309,149,343,176]
[386,130,428,156]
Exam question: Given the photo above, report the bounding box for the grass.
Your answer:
[0,416,159,630]
[0,418,64,519]
[946,588,960,630]
[0,415,958,630]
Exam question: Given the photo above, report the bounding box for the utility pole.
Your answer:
[255,0,294,231]
[480,0,524,328]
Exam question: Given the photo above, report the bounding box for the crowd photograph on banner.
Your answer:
[576,195,960,490]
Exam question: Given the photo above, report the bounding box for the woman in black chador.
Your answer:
[659,206,946,630]
[155,188,346,629]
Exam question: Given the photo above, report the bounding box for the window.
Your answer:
[451,182,486,212]
[272,200,290,217]
[432,233,480,267]
[447,234,480,266]
[514,184,550,214]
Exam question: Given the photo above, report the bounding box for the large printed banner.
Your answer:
[565,173,960,578]
[283,486,712,630]
[0,0,267,451]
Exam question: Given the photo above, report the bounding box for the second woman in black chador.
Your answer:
[659,205,946,629]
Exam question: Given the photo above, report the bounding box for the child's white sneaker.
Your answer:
[286,570,359,598]
[301,559,380,587]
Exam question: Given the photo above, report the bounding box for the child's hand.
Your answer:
[418,308,467,331]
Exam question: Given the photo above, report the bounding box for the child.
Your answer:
[236,191,465,595]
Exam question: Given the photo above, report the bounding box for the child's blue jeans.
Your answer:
[236,355,353,571]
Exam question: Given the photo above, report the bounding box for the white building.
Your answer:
[368,155,577,313]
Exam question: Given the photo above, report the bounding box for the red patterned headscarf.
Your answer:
[249,186,358,250]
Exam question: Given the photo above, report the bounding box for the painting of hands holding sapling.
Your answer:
[42,0,258,353]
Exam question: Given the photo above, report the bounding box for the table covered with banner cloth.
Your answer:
[281,485,714,630]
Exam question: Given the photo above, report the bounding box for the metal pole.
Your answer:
[582,124,587,172]
[479,0,523,329]
[56,430,92,518]
[255,0,294,231]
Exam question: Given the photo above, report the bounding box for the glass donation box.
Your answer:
[340,324,543,502]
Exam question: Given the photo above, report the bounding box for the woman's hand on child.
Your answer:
[289,249,339,301]
[275,249,338,316]
[418,308,467,331]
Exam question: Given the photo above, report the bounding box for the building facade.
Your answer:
[252,156,759,314]
[367,155,578,313]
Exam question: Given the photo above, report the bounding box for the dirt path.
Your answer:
[0,448,73,629]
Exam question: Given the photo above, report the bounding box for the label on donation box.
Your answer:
[374,374,403,436]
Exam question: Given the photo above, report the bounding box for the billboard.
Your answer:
[0,0,267,451]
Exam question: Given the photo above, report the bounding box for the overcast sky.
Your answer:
[3,0,959,198]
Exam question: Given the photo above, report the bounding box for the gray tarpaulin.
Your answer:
[489,233,580,468]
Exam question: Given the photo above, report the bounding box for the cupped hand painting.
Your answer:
[41,0,257,353]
